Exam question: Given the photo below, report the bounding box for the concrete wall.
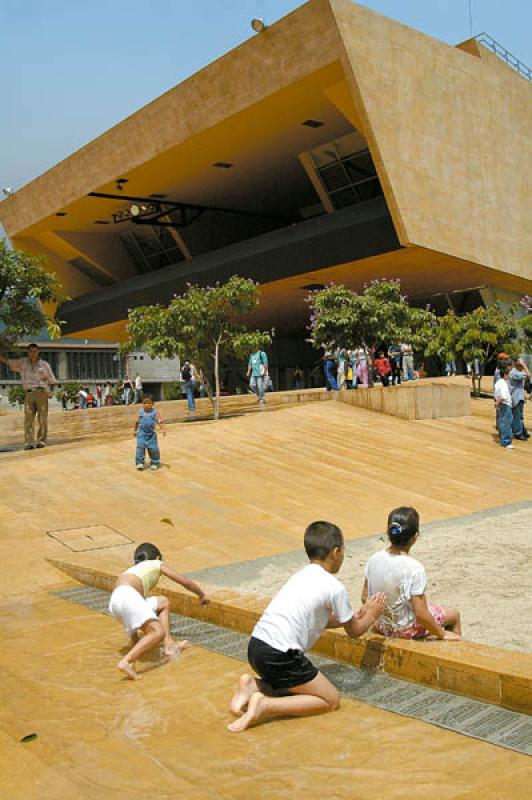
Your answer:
[331,0,532,282]
[336,380,471,420]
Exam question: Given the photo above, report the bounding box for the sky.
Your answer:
[0,0,530,196]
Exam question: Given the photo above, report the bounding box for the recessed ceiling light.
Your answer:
[116,178,128,184]
[301,283,325,291]
[213,162,234,169]
[302,119,324,128]
[55,212,67,217]
[93,220,109,225]
[150,193,166,198]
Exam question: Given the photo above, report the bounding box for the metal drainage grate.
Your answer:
[52,586,532,755]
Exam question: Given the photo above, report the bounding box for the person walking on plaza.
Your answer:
[96,383,102,407]
[401,342,414,381]
[388,344,402,385]
[293,366,305,390]
[180,359,197,412]
[104,381,112,406]
[374,351,392,387]
[0,343,56,449]
[121,377,133,405]
[323,353,338,391]
[134,394,165,470]
[509,358,530,441]
[494,367,514,449]
[248,347,268,403]
[134,373,143,404]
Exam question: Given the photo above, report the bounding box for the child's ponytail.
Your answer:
[387,507,419,547]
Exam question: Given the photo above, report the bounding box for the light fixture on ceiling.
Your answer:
[115,178,129,191]
[251,18,267,33]
[2,186,13,197]
[130,204,150,217]
[213,161,234,169]
[302,119,324,128]
[93,220,110,225]
[55,212,67,217]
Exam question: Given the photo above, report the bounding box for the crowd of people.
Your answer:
[323,343,416,391]
[493,353,530,449]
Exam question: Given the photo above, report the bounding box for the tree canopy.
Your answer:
[126,275,273,419]
[0,240,63,351]
[307,279,435,355]
[427,304,519,395]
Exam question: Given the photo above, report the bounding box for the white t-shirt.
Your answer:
[494,378,512,407]
[252,563,353,653]
[365,549,426,631]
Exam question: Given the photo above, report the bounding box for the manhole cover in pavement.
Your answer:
[47,525,133,552]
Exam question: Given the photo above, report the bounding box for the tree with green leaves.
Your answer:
[307,279,434,384]
[0,240,64,351]
[427,304,519,396]
[424,310,461,373]
[126,276,273,419]
[8,384,25,408]
[519,296,532,353]
[55,382,80,409]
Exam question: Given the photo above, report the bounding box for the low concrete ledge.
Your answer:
[48,558,531,714]
[336,380,471,420]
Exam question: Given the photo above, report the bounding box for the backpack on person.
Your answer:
[182,364,192,381]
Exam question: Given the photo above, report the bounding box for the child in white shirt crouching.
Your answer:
[227,520,385,733]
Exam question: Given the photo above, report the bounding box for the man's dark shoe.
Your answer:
[23,444,34,451]
[36,442,46,449]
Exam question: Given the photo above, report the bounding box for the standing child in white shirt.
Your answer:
[363,507,461,641]
[227,521,385,733]
[494,367,514,449]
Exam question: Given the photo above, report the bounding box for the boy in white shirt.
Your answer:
[494,367,514,448]
[227,521,385,733]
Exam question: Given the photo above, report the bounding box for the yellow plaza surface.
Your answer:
[1,593,531,800]
[0,395,531,597]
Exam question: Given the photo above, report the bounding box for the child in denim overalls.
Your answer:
[134,395,165,470]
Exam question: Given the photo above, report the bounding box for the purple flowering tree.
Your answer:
[125,276,272,419]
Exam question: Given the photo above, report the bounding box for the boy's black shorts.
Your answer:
[248,636,319,690]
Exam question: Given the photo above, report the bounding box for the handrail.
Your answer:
[474,32,531,81]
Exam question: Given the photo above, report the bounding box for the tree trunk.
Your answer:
[199,368,215,411]
[214,339,221,421]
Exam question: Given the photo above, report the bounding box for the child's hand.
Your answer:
[199,594,211,607]
[443,630,461,641]
[364,592,386,620]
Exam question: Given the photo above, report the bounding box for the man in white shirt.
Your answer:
[134,373,143,404]
[227,520,385,733]
[0,343,56,449]
[494,368,514,449]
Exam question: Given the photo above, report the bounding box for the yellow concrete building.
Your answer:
[0,0,530,343]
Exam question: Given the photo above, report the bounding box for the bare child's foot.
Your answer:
[118,658,142,680]
[229,674,258,716]
[227,692,266,733]
[163,639,191,659]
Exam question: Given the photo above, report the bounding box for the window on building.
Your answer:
[66,351,120,381]
[317,148,383,210]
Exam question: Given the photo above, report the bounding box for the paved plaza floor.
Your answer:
[1,396,531,797]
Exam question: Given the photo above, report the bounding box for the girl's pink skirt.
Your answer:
[374,605,446,639]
